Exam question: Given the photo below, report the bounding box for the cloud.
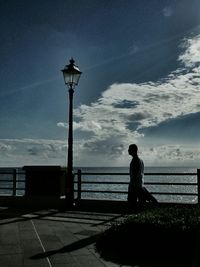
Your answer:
[142,144,200,167]
[73,73,200,142]
[178,35,200,67]
[0,142,12,153]
[58,33,200,165]
[129,44,139,55]
[162,6,173,17]
[57,122,67,128]
[73,121,102,134]
[0,139,68,167]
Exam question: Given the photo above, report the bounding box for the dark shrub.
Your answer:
[95,204,200,266]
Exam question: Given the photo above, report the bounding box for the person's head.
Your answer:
[128,144,138,156]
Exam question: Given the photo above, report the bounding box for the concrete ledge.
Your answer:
[74,199,198,213]
[0,196,128,211]
[74,199,130,213]
[0,196,66,209]
[0,196,197,212]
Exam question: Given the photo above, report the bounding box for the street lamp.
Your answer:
[62,58,82,206]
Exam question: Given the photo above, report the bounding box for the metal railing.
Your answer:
[74,169,199,203]
[0,168,25,196]
[0,168,199,204]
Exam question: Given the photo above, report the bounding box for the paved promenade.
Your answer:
[0,205,127,267]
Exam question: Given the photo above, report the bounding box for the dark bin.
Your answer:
[23,166,65,196]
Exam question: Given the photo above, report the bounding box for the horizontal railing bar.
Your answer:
[76,173,141,176]
[0,178,25,182]
[0,170,196,176]
[77,172,196,176]
[74,181,197,186]
[75,190,128,194]
[145,182,197,185]
[16,188,25,190]
[145,173,197,176]
[74,181,128,185]
[0,188,14,190]
[150,192,198,196]
[0,181,25,184]
[0,172,25,174]
[0,173,16,175]
[1,171,196,176]
[0,187,25,189]
[0,182,25,184]
[0,178,25,180]
[0,191,25,195]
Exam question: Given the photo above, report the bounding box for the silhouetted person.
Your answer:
[128,144,157,207]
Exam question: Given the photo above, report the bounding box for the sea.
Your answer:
[0,166,198,204]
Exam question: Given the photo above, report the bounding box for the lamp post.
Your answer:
[62,58,82,206]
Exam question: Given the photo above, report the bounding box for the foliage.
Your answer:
[95,204,200,266]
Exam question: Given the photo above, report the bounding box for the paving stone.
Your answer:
[23,258,50,267]
[0,244,22,255]
[49,252,78,265]
[0,254,23,267]
[73,254,106,267]
[0,207,127,267]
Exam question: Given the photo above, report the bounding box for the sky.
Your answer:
[1,0,200,167]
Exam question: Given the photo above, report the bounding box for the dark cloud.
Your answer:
[126,122,140,131]
[144,93,171,103]
[128,112,151,123]
[113,100,139,109]
[83,137,125,158]
[141,112,200,142]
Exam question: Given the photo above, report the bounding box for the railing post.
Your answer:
[77,169,82,201]
[197,169,200,204]
[13,168,17,196]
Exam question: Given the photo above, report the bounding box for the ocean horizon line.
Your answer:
[0,165,199,171]
[75,166,198,169]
